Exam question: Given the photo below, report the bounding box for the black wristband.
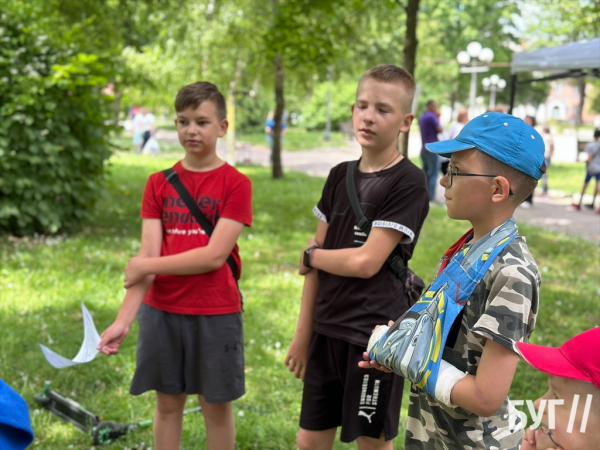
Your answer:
[303,245,319,269]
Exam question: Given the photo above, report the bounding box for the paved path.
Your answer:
[155,130,600,243]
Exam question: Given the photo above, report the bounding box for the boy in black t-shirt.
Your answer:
[285,65,429,450]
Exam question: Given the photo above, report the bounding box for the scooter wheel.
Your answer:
[33,394,51,406]
[93,421,126,445]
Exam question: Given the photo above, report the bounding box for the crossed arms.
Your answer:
[285,219,405,379]
[97,216,245,355]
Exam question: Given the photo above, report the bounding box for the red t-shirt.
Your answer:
[140,161,252,315]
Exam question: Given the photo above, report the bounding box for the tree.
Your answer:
[413,0,526,112]
[395,0,420,156]
[523,0,600,125]
[0,13,114,235]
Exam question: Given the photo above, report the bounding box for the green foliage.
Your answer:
[236,94,273,133]
[588,79,600,115]
[301,79,356,131]
[413,0,525,110]
[525,0,599,44]
[0,14,113,235]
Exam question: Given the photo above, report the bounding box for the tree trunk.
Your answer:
[577,77,586,126]
[400,0,420,157]
[272,53,285,179]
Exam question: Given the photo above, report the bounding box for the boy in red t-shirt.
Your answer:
[97,82,252,450]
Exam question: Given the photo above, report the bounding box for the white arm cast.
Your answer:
[434,359,468,407]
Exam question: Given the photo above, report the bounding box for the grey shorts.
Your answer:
[130,303,245,404]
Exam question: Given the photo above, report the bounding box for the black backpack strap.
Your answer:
[344,160,407,284]
[162,168,243,308]
[345,160,372,233]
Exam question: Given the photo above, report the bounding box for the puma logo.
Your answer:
[224,341,241,353]
[358,410,376,423]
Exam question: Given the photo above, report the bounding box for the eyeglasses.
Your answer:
[445,164,514,197]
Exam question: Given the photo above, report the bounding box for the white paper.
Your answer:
[39,303,101,369]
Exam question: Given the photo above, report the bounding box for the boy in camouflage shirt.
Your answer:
[361,112,545,449]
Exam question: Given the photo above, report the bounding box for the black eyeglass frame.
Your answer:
[446,164,514,197]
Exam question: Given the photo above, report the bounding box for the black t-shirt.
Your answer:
[312,158,429,346]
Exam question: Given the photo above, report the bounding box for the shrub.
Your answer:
[235,94,273,133]
[300,79,356,131]
[0,13,114,235]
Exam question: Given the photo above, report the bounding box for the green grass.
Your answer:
[154,114,352,151]
[110,134,185,154]
[153,123,353,151]
[1,154,598,449]
[543,161,588,196]
[155,122,177,131]
[236,128,351,151]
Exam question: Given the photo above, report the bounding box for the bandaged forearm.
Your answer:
[434,359,467,407]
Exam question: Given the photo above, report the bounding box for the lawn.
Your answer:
[543,161,587,196]
[2,154,597,449]
[236,128,351,151]
[155,121,353,152]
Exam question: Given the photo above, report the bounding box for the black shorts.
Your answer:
[130,303,245,404]
[299,332,404,443]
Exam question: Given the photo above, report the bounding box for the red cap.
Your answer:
[517,328,600,390]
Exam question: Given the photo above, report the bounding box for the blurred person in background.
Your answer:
[540,126,554,196]
[572,128,600,213]
[419,100,443,201]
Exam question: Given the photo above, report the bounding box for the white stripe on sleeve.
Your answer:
[372,220,414,243]
[313,206,328,223]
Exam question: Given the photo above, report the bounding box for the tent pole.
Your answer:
[508,74,517,115]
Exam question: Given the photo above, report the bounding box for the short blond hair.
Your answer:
[358,64,416,113]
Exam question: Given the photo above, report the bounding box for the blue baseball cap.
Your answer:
[0,379,34,450]
[426,112,545,180]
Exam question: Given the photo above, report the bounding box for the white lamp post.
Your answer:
[457,41,494,117]
[482,75,506,110]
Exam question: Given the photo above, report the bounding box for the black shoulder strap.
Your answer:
[345,160,407,284]
[162,168,243,306]
[345,160,371,233]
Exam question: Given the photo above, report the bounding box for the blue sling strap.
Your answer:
[368,217,519,397]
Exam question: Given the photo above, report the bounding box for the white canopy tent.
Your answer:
[509,38,600,113]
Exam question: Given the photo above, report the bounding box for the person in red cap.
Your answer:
[518,327,600,450]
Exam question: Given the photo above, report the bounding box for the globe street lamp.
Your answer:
[482,75,506,110]
[457,41,494,117]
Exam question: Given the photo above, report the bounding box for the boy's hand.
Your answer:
[358,352,393,372]
[124,256,150,288]
[520,427,563,450]
[97,321,130,355]
[358,321,394,372]
[520,427,537,450]
[299,238,318,276]
[285,329,311,381]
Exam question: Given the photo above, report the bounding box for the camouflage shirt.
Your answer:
[405,236,540,450]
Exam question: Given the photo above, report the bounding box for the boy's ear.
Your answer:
[400,113,414,134]
[491,176,512,203]
[218,118,229,137]
[351,103,355,114]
